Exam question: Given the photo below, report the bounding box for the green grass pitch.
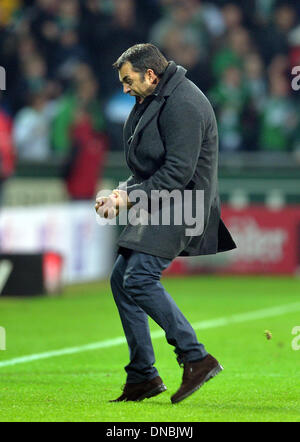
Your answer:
[0,275,300,422]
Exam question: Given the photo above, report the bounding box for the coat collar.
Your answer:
[126,61,187,150]
[153,61,187,98]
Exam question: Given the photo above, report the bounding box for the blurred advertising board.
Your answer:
[165,205,300,276]
[0,202,114,284]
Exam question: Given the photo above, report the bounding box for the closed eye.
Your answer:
[121,76,132,86]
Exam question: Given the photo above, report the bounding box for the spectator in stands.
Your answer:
[21,53,47,92]
[79,0,110,77]
[56,0,79,30]
[135,0,162,36]
[242,52,267,150]
[193,0,225,40]
[160,26,213,93]
[51,63,105,157]
[244,52,267,110]
[254,3,298,65]
[29,0,60,75]
[0,93,15,205]
[267,54,290,85]
[64,103,108,200]
[13,51,49,111]
[14,32,63,104]
[211,26,254,79]
[209,65,249,152]
[53,27,88,81]
[97,0,147,97]
[51,64,109,199]
[149,0,211,59]
[16,33,38,64]
[258,74,298,152]
[13,85,57,161]
[221,2,244,32]
[253,0,277,25]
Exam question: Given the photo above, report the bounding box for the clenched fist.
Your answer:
[95,189,132,219]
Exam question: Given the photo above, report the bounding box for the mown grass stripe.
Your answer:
[1,301,300,368]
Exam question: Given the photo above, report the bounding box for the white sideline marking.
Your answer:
[1,301,300,369]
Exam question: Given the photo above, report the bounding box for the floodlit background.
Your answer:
[0,0,300,423]
[1,0,300,283]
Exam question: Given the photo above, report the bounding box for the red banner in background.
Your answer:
[165,205,300,276]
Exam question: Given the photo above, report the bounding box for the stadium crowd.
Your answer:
[0,0,300,199]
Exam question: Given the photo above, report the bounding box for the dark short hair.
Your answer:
[113,43,168,78]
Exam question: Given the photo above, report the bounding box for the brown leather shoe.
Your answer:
[171,354,223,404]
[110,376,167,402]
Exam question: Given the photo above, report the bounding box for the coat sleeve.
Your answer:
[126,97,205,199]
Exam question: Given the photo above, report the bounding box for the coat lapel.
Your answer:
[123,104,137,162]
[125,62,187,164]
[125,96,165,164]
[131,96,165,142]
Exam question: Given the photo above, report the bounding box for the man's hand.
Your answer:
[95,190,132,219]
[95,193,118,219]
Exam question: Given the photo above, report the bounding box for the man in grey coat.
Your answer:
[96,44,236,404]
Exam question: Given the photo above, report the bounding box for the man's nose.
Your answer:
[123,84,131,94]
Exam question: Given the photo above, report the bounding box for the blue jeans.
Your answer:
[110,250,207,383]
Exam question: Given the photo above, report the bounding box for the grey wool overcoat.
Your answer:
[117,61,236,260]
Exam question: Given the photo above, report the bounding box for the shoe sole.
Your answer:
[171,364,223,404]
[136,383,167,401]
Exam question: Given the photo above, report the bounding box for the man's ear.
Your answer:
[147,69,157,84]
